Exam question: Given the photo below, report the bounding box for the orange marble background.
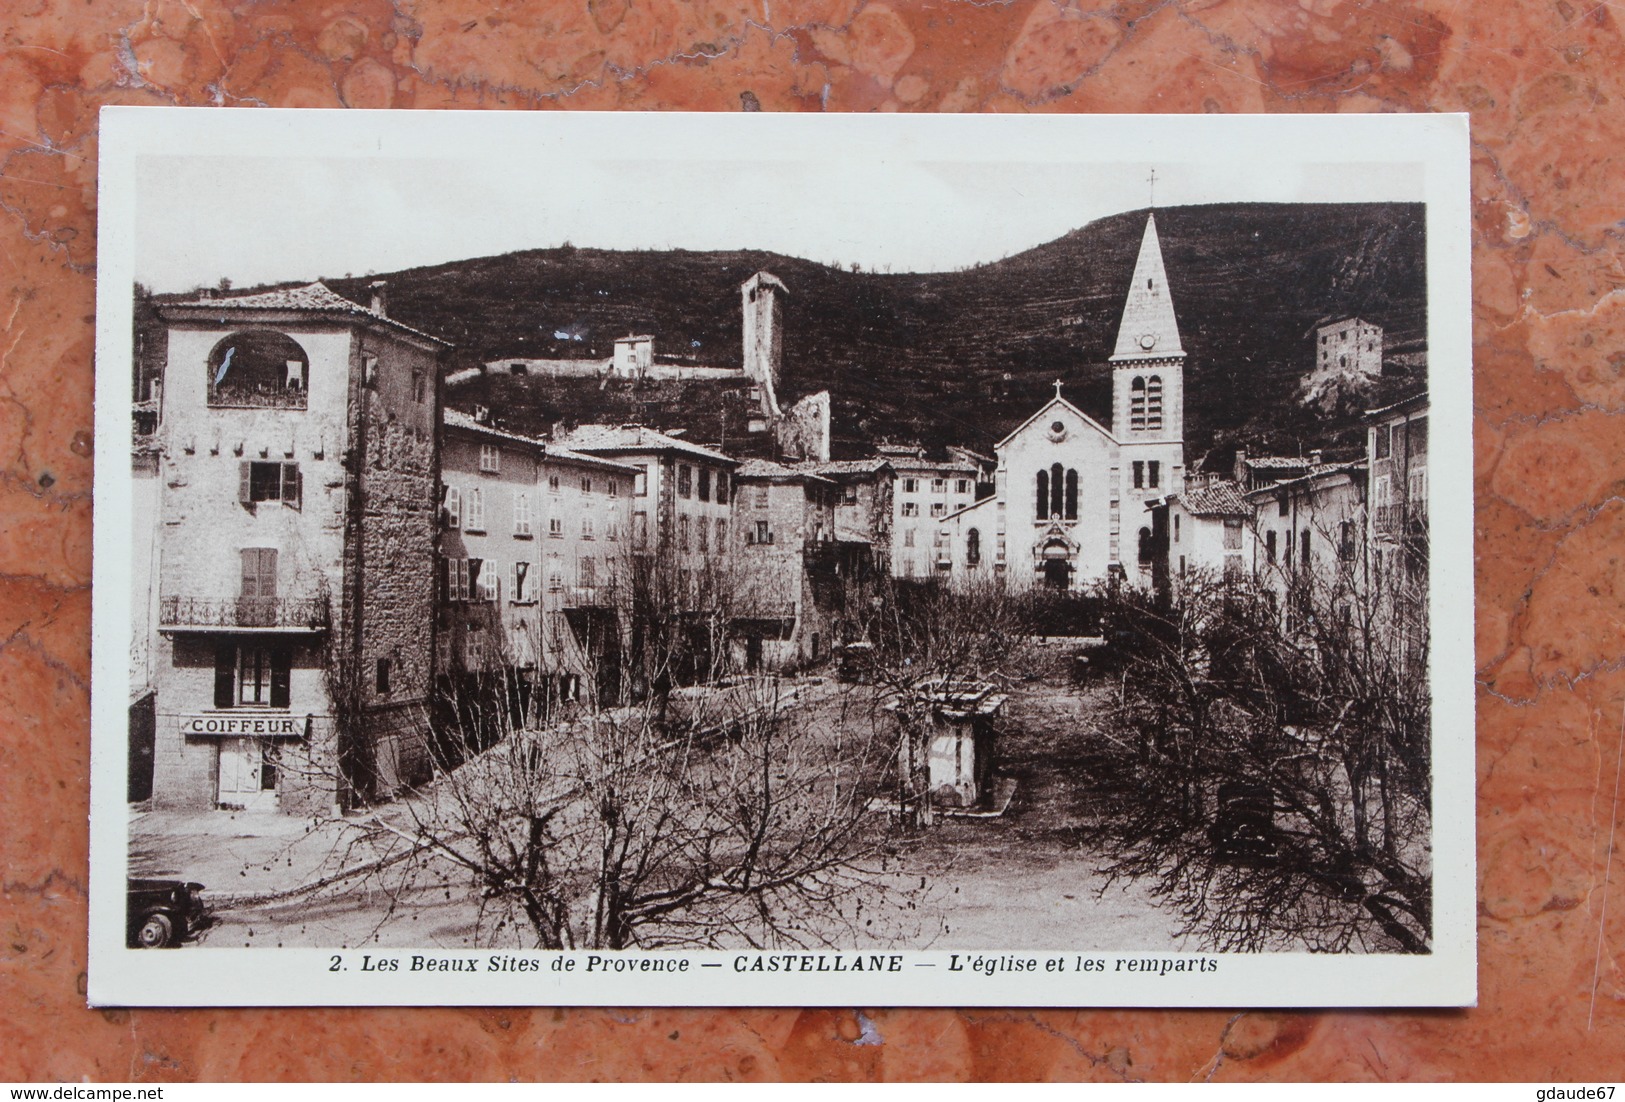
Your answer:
[2,0,1622,1082]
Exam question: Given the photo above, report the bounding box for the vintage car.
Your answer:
[126,878,211,948]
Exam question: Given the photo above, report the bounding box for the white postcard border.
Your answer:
[89,108,1475,1008]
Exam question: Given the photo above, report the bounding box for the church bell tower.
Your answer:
[1110,213,1186,569]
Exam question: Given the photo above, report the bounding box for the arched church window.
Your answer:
[1130,376,1147,431]
[1065,469,1078,520]
[1050,463,1064,519]
[207,331,310,409]
[1035,469,1049,518]
[1146,376,1163,430]
[1138,526,1154,566]
[966,528,981,566]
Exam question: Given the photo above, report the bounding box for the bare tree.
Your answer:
[1090,540,1431,953]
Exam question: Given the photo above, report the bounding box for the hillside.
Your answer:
[277,202,1429,461]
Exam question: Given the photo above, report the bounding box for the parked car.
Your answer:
[126,878,211,948]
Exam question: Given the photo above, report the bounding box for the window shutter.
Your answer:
[239,461,252,505]
[445,557,457,601]
[269,649,291,708]
[459,559,471,602]
[446,487,461,528]
[259,549,277,599]
[282,463,302,508]
[214,645,236,708]
[241,549,257,598]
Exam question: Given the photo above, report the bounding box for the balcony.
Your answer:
[1374,502,1427,538]
[159,595,330,633]
[562,584,618,609]
[207,384,308,410]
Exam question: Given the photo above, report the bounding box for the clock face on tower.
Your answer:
[1138,333,1158,351]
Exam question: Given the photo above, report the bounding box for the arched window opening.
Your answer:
[1137,526,1154,566]
[1064,469,1079,520]
[966,528,981,567]
[1146,375,1164,430]
[1130,375,1147,431]
[1050,463,1064,519]
[207,331,310,409]
[1035,469,1049,518]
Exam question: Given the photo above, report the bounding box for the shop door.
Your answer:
[217,738,277,811]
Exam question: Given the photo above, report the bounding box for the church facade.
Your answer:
[943,214,1186,590]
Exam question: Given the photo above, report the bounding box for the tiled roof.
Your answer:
[444,408,547,450]
[797,458,892,477]
[1245,461,1366,498]
[735,458,833,484]
[444,410,636,472]
[1176,481,1250,517]
[1245,455,1312,470]
[162,282,451,347]
[556,423,736,465]
[1364,391,1429,421]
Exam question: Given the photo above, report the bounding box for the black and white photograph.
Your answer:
[91,109,1474,1006]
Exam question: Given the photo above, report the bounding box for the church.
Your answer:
[941,214,1186,590]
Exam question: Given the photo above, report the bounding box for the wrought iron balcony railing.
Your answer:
[159,595,330,631]
[562,585,618,609]
[1375,502,1428,537]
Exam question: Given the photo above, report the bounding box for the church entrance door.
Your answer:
[1041,542,1072,590]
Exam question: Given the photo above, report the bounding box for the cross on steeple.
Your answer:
[1054,378,1064,398]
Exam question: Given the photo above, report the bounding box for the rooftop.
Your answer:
[556,423,737,465]
[735,458,834,485]
[161,282,451,348]
[1175,481,1251,518]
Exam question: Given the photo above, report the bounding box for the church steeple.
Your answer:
[1110,213,1184,362]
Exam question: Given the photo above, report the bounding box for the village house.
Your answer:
[140,281,450,814]
[438,409,636,710]
[1246,459,1368,630]
[1145,480,1254,598]
[730,459,840,671]
[795,457,896,574]
[554,423,737,584]
[886,449,981,579]
[1366,391,1429,610]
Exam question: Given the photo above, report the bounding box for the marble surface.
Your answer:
[2,0,1623,1082]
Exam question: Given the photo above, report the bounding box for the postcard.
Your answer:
[90,108,1473,1006]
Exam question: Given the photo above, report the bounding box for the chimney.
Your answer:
[1232,445,1247,485]
[369,280,388,317]
[473,404,490,424]
[1308,449,1323,466]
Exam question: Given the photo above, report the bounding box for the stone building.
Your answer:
[731,459,839,671]
[438,410,636,709]
[143,282,450,814]
[1313,317,1383,388]
[796,458,895,573]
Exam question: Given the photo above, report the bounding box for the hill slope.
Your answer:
[316,201,1427,462]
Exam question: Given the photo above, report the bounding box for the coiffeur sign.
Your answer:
[181,714,307,737]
